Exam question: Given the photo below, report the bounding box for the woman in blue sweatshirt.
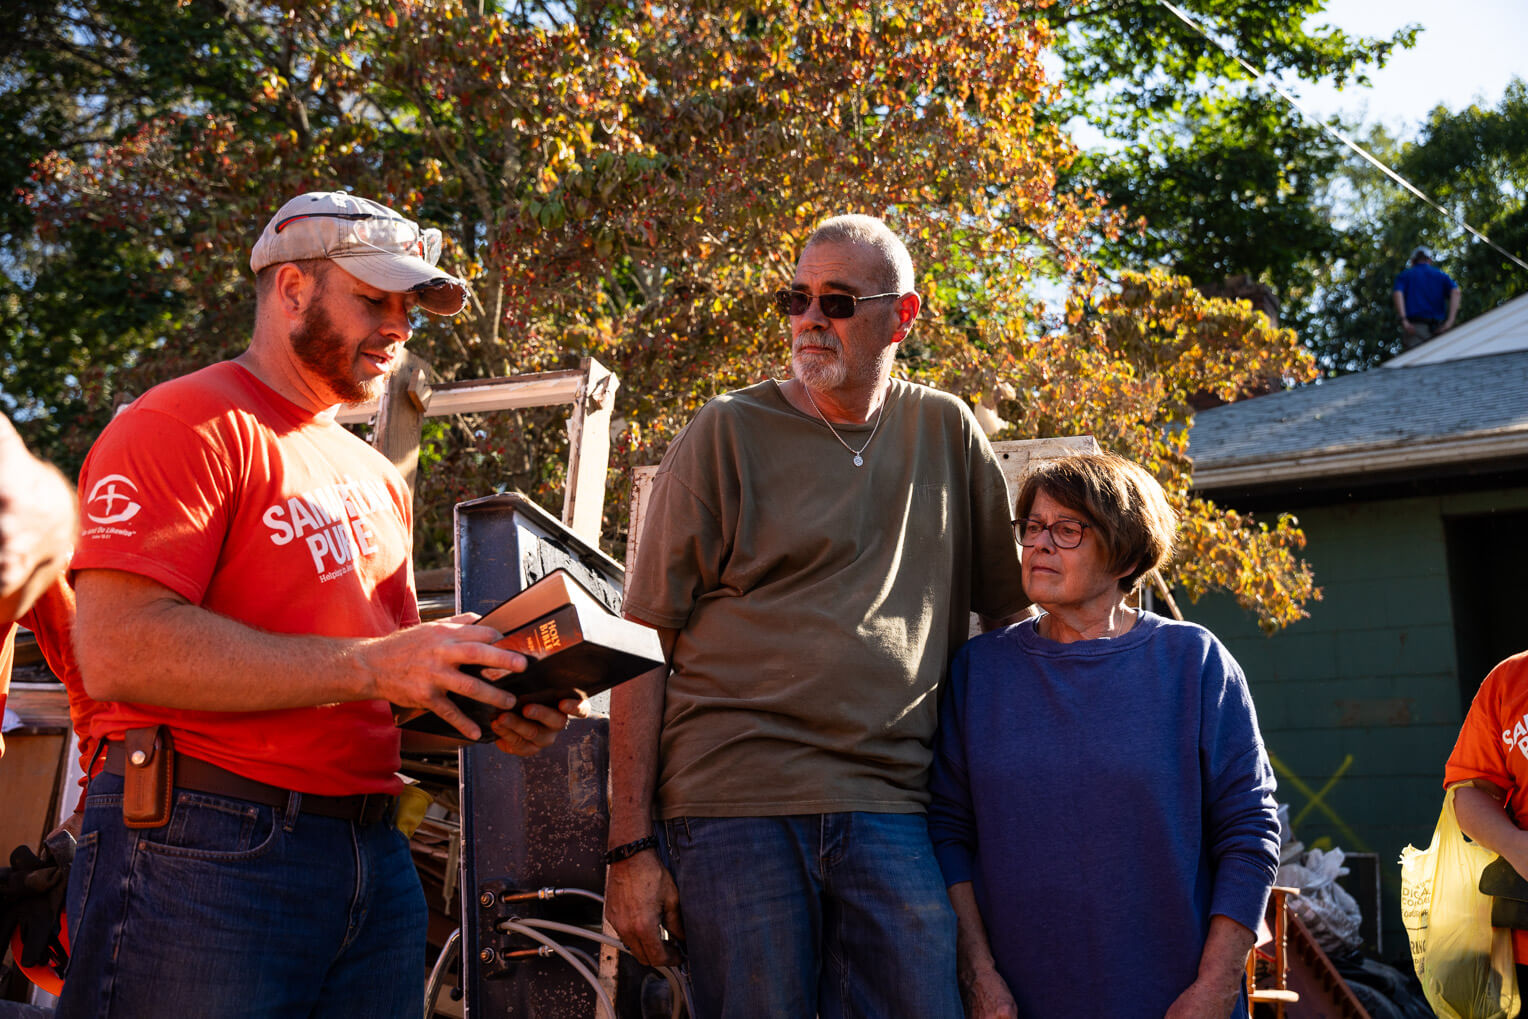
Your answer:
[928,452,1279,1018]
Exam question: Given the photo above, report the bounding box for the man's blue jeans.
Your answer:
[57,771,426,1018]
[661,812,963,1019]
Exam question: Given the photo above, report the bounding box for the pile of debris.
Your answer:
[1272,804,1432,1019]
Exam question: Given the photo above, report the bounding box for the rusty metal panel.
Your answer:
[454,493,622,1018]
[460,724,610,1016]
[454,492,622,620]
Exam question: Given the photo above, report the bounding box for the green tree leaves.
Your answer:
[4,0,1322,629]
[1306,80,1528,372]
[1051,0,1415,345]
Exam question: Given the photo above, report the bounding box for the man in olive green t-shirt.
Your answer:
[604,215,1028,1018]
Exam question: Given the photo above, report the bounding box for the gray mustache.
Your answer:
[793,329,841,354]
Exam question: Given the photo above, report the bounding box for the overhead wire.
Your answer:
[1153,0,1528,276]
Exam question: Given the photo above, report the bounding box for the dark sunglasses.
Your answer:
[774,289,900,319]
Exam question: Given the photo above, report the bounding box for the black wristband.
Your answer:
[604,835,659,865]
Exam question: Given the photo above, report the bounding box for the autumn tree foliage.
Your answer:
[11,0,1317,630]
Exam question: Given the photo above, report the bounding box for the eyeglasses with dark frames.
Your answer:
[1013,517,1090,549]
[774,289,901,319]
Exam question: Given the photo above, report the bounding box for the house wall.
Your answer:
[1179,484,1528,961]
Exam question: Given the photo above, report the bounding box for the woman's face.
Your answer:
[1019,490,1132,616]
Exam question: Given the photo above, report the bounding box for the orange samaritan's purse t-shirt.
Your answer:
[1445,651,1528,962]
[72,361,418,796]
[23,576,100,798]
[6,575,101,811]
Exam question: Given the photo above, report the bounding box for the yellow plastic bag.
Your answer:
[1400,786,1519,1019]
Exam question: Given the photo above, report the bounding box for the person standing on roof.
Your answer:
[1392,245,1461,348]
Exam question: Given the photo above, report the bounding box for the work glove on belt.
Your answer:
[0,833,72,982]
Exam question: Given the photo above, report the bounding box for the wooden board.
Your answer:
[990,436,1101,502]
[0,685,71,854]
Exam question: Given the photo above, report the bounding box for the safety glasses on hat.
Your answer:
[271,210,442,265]
[774,289,901,319]
[251,192,471,316]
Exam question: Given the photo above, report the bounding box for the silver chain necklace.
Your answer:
[800,383,885,467]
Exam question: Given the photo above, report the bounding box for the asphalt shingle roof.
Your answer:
[1189,349,1528,473]
[1386,291,1528,367]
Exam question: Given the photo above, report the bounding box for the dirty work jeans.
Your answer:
[57,771,426,1019]
[661,812,963,1019]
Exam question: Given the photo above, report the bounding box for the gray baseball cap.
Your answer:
[250,191,470,316]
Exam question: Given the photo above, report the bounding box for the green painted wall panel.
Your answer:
[1263,724,1454,776]
[1440,488,1528,515]
[1334,624,1456,680]
[1242,628,1340,685]
[1178,483,1528,959]
[1274,774,1446,837]
[1253,674,1461,730]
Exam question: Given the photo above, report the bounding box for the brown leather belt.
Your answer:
[103,742,395,826]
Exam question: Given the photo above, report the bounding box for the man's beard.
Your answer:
[791,327,848,392]
[291,302,387,405]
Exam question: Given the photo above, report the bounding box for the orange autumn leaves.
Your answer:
[29,0,1318,627]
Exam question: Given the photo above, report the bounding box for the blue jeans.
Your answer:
[57,771,426,1019]
[661,812,962,1019]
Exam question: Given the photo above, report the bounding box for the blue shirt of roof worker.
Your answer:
[1392,245,1460,348]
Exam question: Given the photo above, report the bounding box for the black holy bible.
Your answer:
[396,568,664,743]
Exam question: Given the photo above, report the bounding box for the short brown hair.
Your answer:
[253,258,331,313]
[1013,452,1178,594]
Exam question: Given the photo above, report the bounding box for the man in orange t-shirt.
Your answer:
[8,574,97,803]
[0,413,78,760]
[0,414,76,630]
[60,191,584,1019]
[1445,651,1528,982]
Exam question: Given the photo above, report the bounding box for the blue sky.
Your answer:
[1053,1,1526,151]
[1294,0,1527,137]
